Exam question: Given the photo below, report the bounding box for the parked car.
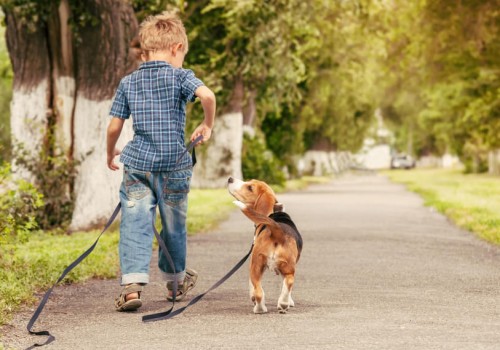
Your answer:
[391,154,416,169]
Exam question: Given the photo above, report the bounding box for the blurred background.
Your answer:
[0,0,499,230]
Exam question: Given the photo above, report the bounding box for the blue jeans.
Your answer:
[119,165,192,286]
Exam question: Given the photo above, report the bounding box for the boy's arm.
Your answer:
[190,86,216,143]
[107,117,125,171]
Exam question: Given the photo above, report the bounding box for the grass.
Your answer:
[186,188,235,233]
[0,178,330,327]
[384,168,500,245]
[0,230,120,326]
[276,175,332,192]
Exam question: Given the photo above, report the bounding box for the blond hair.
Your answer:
[139,11,188,53]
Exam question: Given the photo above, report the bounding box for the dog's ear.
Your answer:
[255,191,276,216]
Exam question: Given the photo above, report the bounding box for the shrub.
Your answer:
[13,144,79,231]
[242,133,286,186]
[0,162,44,245]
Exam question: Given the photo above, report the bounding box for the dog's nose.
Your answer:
[228,177,234,183]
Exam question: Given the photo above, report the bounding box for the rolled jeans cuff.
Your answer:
[161,270,186,283]
[121,272,149,286]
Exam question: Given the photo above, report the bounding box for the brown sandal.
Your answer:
[166,268,198,301]
[115,283,143,311]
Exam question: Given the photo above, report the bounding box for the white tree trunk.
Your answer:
[69,97,133,230]
[489,149,500,176]
[191,112,243,188]
[6,0,139,231]
[54,76,76,149]
[10,83,49,173]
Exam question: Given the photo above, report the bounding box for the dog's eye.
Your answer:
[247,185,253,192]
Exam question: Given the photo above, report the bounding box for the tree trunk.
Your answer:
[192,76,243,187]
[5,0,139,230]
[489,149,500,175]
[70,0,138,230]
[242,89,256,126]
[5,5,51,160]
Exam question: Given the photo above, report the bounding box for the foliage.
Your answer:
[0,162,44,245]
[378,0,500,171]
[242,133,286,186]
[194,0,313,109]
[14,144,79,231]
[298,0,378,153]
[0,0,100,40]
[174,0,378,173]
[0,0,53,31]
[261,105,304,177]
[385,169,500,245]
[132,0,174,22]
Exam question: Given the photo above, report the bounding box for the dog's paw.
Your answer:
[233,200,246,210]
[253,303,268,314]
[277,302,290,314]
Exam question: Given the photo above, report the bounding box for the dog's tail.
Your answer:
[234,201,285,243]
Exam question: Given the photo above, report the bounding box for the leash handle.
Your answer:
[175,134,203,168]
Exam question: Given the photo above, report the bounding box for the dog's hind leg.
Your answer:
[277,269,295,313]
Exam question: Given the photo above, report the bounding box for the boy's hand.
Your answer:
[107,148,121,171]
[107,117,125,171]
[190,123,212,144]
[193,86,215,144]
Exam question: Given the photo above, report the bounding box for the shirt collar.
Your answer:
[139,61,171,70]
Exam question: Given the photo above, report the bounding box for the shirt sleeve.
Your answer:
[109,81,131,119]
[180,69,205,103]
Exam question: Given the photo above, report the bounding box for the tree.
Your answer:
[2,0,139,229]
[298,0,379,154]
[377,0,500,173]
[418,0,500,172]
[176,0,318,186]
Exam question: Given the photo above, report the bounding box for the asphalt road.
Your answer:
[2,173,500,350]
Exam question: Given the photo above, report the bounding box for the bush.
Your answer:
[242,133,286,186]
[14,144,79,231]
[0,162,44,245]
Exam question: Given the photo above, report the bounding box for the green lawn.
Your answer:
[384,169,500,245]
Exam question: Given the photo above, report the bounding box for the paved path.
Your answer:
[2,174,500,350]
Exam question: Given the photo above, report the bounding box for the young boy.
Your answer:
[106,12,216,311]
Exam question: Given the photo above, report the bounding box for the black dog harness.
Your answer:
[270,211,303,256]
[254,211,303,258]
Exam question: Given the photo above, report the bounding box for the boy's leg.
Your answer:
[156,168,192,284]
[119,166,156,286]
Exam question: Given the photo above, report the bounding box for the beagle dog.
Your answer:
[227,177,303,314]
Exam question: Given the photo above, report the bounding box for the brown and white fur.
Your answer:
[227,177,302,314]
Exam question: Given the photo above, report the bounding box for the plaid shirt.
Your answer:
[110,61,204,171]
